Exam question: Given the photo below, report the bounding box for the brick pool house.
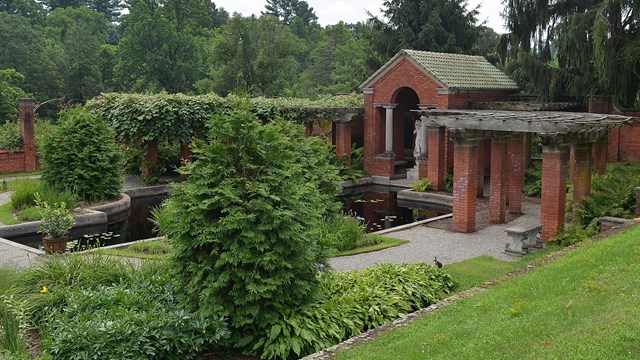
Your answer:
[345,49,636,241]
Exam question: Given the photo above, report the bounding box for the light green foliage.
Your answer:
[577,162,640,226]
[86,92,362,145]
[411,178,431,192]
[0,122,22,151]
[3,255,137,328]
[256,263,454,359]
[155,100,342,350]
[320,214,366,253]
[337,225,640,360]
[41,268,228,359]
[127,239,173,256]
[0,305,26,357]
[35,194,74,238]
[0,69,27,125]
[9,179,43,209]
[40,106,123,202]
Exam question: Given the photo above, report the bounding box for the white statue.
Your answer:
[413,119,422,159]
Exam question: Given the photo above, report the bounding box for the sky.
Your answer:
[213,0,508,33]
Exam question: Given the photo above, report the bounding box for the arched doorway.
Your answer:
[393,87,420,167]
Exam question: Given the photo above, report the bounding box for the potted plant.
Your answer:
[36,194,75,254]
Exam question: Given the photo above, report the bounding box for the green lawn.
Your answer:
[336,225,640,360]
[0,202,19,225]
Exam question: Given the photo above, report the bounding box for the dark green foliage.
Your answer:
[155,100,342,349]
[549,221,599,247]
[254,263,455,359]
[40,106,123,202]
[0,121,22,150]
[523,162,542,197]
[41,269,228,359]
[411,178,432,192]
[577,162,640,226]
[445,170,454,192]
[123,140,182,176]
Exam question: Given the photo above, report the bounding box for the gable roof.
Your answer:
[360,49,519,91]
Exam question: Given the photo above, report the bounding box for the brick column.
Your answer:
[427,126,446,190]
[541,146,568,242]
[476,139,487,197]
[363,89,376,174]
[573,144,592,222]
[180,142,192,166]
[489,139,508,223]
[453,140,478,233]
[142,140,158,178]
[18,99,37,171]
[335,122,352,166]
[592,139,607,174]
[508,134,525,215]
[607,128,619,163]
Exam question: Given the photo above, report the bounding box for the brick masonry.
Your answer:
[1,99,37,173]
[335,122,352,166]
[572,144,592,221]
[507,135,525,215]
[489,140,508,223]
[452,142,478,233]
[541,148,568,242]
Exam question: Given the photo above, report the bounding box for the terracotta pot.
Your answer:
[42,235,68,255]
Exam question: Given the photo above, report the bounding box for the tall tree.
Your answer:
[0,69,27,124]
[201,14,302,96]
[46,6,110,101]
[501,0,639,107]
[369,0,480,61]
[0,13,63,99]
[0,0,46,25]
[115,0,210,93]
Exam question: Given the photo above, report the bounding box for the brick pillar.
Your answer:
[453,141,478,233]
[142,140,158,177]
[363,90,376,174]
[573,144,592,222]
[427,126,446,190]
[508,134,525,215]
[541,146,568,242]
[18,99,37,171]
[489,140,508,223]
[592,139,607,174]
[335,122,352,166]
[180,143,192,166]
[476,139,486,197]
[607,128,620,163]
[304,122,313,137]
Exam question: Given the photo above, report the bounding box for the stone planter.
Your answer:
[42,235,68,254]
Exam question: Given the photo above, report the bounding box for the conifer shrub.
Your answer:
[154,100,342,349]
[39,107,123,202]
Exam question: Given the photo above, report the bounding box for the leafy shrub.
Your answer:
[41,270,228,360]
[40,106,123,202]
[576,162,640,226]
[35,195,75,238]
[0,305,26,357]
[548,220,599,247]
[522,161,542,197]
[321,215,366,252]
[10,180,42,210]
[411,177,432,192]
[3,255,137,327]
[253,263,455,359]
[338,145,365,180]
[14,207,42,222]
[0,121,21,151]
[444,170,454,192]
[155,101,342,349]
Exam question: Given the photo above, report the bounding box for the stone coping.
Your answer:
[124,184,172,199]
[396,189,453,207]
[0,236,45,255]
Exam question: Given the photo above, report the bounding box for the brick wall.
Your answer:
[0,150,27,173]
[588,96,640,164]
[452,142,478,233]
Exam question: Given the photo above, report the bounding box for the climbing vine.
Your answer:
[86,93,363,144]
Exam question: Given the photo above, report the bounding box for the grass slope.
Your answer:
[337,225,640,360]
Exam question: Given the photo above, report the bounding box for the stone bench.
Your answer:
[505,224,543,256]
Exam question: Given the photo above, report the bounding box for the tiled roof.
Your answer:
[361,49,519,91]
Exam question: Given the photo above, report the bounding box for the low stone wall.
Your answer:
[396,189,453,207]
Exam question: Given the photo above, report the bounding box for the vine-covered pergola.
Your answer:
[87,93,363,176]
[415,109,635,241]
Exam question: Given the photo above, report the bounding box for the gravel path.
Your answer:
[330,200,541,271]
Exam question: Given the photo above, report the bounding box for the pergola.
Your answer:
[415,109,635,241]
